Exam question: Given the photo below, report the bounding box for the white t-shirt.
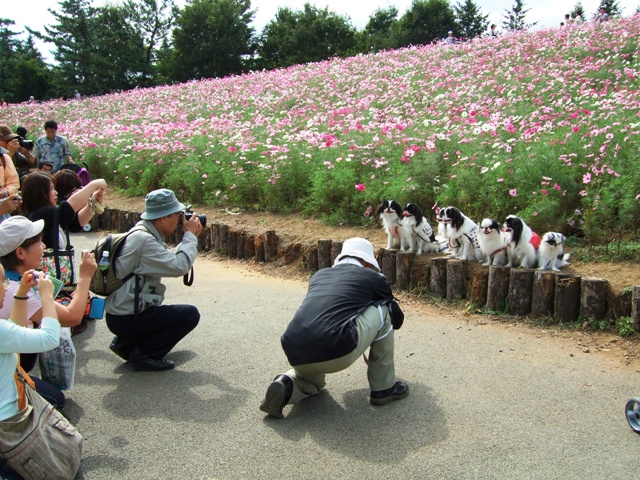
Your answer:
[0,280,42,323]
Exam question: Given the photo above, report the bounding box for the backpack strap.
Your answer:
[118,224,154,319]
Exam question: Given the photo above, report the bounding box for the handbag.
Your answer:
[38,327,77,390]
[0,370,83,480]
[39,207,76,287]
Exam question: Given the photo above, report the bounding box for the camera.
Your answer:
[183,205,206,227]
[18,136,34,150]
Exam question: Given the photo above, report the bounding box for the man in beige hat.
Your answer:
[105,188,204,371]
[260,237,408,419]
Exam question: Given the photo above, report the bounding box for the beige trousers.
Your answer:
[285,304,395,405]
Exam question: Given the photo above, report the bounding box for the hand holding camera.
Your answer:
[183,206,205,236]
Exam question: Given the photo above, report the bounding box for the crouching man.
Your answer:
[106,188,203,371]
[260,237,408,418]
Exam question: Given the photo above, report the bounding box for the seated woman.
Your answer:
[21,171,106,249]
[0,244,64,415]
[0,216,97,375]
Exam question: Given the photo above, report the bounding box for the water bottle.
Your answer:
[98,251,110,272]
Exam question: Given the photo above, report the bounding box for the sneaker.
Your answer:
[370,380,409,406]
[129,348,175,371]
[260,375,293,419]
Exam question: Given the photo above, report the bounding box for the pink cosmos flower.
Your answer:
[228,146,237,152]
[509,188,517,197]
[355,183,365,192]
[541,189,548,195]
[553,183,561,190]
[583,172,592,184]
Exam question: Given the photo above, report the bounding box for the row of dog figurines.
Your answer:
[376,200,570,272]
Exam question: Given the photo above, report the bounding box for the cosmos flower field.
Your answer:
[5,17,640,235]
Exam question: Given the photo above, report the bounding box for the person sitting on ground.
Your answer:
[0,124,37,180]
[21,172,106,250]
[0,217,88,410]
[0,264,63,420]
[260,237,408,419]
[32,120,74,174]
[0,144,20,223]
[39,160,54,175]
[105,188,203,371]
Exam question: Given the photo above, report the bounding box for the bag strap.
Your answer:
[15,357,36,411]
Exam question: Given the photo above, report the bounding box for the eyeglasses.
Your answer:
[2,278,9,287]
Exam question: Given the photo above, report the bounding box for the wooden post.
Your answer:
[254,235,265,263]
[430,257,448,298]
[467,267,488,307]
[446,259,465,302]
[508,268,534,316]
[580,278,608,321]
[219,224,229,255]
[396,251,414,290]
[227,230,238,258]
[236,232,245,259]
[381,250,397,286]
[212,224,222,252]
[554,274,581,323]
[317,240,332,270]
[304,246,319,272]
[532,270,556,317]
[632,286,640,332]
[331,241,343,266]
[263,230,278,262]
[486,266,510,312]
[198,225,212,252]
[284,243,303,264]
[243,235,255,260]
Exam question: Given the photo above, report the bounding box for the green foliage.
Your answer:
[595,0,623,17]
[166,0,256,82]
[454,0,490,40]
[502,0,537,31]
[617,317,637,337]
[257,3,357,70]
[397,0,458,45]
[360,6,400,53]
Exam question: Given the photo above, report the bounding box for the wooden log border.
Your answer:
[98,208,638,324]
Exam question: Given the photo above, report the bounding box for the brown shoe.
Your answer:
[370,380,409,405]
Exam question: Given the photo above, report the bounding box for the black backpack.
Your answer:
[89,225,150,296]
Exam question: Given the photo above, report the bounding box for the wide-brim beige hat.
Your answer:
[0,216,45,257]
[334,237,380,272]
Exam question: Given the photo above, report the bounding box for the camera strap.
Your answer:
[183,266,194,286]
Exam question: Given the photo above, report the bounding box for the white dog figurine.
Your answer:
[401,203,440,254]
[502,215,540,268]
[375,200,404,249]
[477,218,507,266]
[538,232,570,271]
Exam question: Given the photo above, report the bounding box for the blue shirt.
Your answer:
[33,134,72,173]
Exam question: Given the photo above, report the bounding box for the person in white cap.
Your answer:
[260,237,408,419]
[105,188,203,371]
[445,30,457,45]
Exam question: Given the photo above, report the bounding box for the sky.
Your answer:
[5,0,639,61]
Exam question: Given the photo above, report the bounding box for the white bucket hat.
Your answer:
[334,237,380,272]
[0,216,45,257]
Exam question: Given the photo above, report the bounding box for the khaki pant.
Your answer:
[285,304,395,405]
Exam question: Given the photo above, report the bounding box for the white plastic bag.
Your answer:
[38,327,76,390]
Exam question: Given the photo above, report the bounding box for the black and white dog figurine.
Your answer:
[401,203,440,254]
[438,206,480,261]
[477,218,507,266]
[375,200,404,249]
[502,215,540,268]
[538,232,570,271]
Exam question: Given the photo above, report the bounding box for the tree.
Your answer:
[454,0,489,40]
[595,0,623,17]
[571,2,586,19]
[502,0,537,31]
[164,0,256,82]
[359,6,399,52]
[257,3,357,70]
[92,6,147,92]
[122,0,175,87]
[396,0,458,47]
[0,19,53,102]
